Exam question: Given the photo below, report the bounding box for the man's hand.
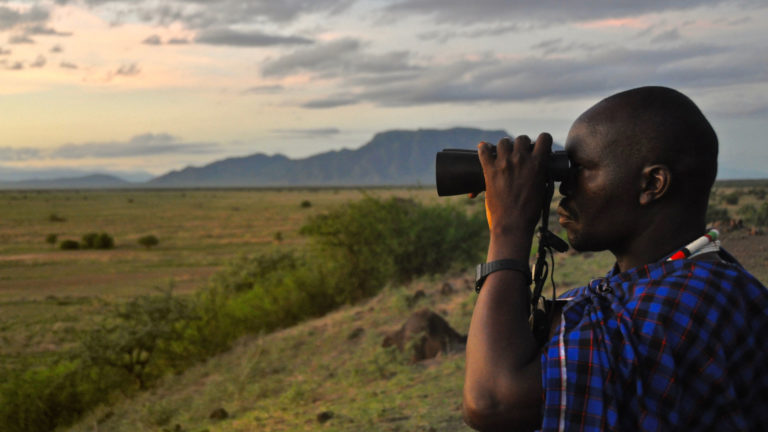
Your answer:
[478,133,552,260]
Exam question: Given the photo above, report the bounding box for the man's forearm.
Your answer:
[463,230,543,430]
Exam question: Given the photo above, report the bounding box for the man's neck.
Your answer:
[612,213,706,273]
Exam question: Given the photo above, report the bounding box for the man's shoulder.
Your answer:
[559,254,767,318]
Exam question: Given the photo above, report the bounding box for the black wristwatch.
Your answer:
[475,259,532,292]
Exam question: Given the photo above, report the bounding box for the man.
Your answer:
[463,86,768,431]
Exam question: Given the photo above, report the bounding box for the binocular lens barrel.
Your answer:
[435,149,570,196]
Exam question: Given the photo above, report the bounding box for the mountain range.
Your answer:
[4,127,758,189]
[0,128,511,189]
[149,128,508,187]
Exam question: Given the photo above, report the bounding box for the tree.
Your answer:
[138,235,159,249]
[60,240,80,250]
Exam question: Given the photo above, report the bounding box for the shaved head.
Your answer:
[578,86,718,214]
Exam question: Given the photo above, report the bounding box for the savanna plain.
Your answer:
[1,185,766,432]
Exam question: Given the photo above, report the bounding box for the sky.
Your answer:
[0,0,767,180]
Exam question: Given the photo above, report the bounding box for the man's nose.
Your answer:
[559,176,571,196]
[559,165,577,196]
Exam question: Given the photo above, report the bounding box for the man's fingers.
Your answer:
[533,132,553,157]
[496,136,514,158]
[477,141,495,167]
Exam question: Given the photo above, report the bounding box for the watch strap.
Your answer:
[475,259,532,292]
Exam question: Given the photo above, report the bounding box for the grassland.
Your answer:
[0,188,445,371]
[1,186,766,431]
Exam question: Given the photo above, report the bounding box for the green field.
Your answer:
[1,186,766,432]
[0,189,448,370]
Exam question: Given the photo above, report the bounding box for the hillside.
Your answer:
[149,128,511,187]
[68,272,484,432]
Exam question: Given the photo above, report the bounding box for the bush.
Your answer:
[82,288,198,389]
[60,240,80,250]
[300,200,312,208]
[300,196,487,302]
[737,202,768,227]
[45,233,58,246]
[721,192,740,205]
[0,359,119,432]
[138,234,159,249]
[48,213,66,222]
[706,205,730,224]
[81,232,114,249]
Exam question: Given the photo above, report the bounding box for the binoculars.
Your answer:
[435,148,570,196]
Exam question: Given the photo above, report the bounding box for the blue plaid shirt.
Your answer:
[540,250,768,431]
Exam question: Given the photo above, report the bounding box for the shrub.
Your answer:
[81,232,114,249]
[274,231,283,243]
[300,196,487,301]
[60,240,80,250]
[721,192,740,205]
[48,213,66,222]
[300,200,312,208]
[705,205,730,224]
[81,288,198,389]
[138,234,159,249]
[45,233,58,246]
[738,202,768,227]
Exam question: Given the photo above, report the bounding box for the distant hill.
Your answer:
[150,128,512,187]
[0,174,131,189]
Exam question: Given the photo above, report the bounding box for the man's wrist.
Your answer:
[475,259,532,292]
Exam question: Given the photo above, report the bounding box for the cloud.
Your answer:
[302,96,358,109]
[167,37,189,44]
[195,27,313,47]
[142,34,162,45]
[382,0,762,24]
[23,24,72,36]
[50,133,220,158]
[241,84,284,94]
[418,23,524,43]
[298,42,768,108]
[49,44,62,53]
[116,62,140,76]
[271,127,340,137]
[8,34,35,44]
[30,54,46,68]
[650,28,682,44]
[125,0,354,27]
[0,5,49,31]
[0,147,41,161]
[261,38,418,78]
[0,46,10,55]
[59,61,77,69]
[530,38,608,55]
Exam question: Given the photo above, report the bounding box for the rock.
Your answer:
[440,282,454,296]
[382,308,467,363]
[317,411,334,423]
[209,407,229,420]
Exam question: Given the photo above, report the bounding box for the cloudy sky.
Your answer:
[1,0,767,179]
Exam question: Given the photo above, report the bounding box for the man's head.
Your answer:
[557,86,718,254]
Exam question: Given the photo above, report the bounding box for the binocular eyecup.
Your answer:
[435,148,570,196]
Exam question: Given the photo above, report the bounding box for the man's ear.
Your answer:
[639,164,671,205]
